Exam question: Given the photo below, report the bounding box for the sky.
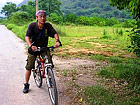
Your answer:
[0,0,22,4]
[0,0,23,17]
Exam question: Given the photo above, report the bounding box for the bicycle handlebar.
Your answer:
[30,41,62,52]
[37,46,54,52]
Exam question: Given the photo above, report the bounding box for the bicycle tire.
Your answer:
[46,68,58,105]
[33,59,42,88]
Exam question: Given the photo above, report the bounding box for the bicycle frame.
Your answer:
[37,56,46,78]
[38,55,52,78]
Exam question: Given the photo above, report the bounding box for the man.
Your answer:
[23,10,61,93]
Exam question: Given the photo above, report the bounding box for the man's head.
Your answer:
[36,10,46,17]
[36,10,46,24]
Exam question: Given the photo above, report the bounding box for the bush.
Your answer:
[6,24,17,30]
[105,18,120,26]
[9,11,30,26]
[75,16,90,25]
[0,18,3,24]
[48,13,63,24]
[63,14,77,23]
[122,19,136,28]
[128,22,140,57]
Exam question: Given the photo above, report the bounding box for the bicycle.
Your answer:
[31,45,59,105]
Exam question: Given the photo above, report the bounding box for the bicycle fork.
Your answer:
[45,66,52,88]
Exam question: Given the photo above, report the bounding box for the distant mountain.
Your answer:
[18,0,131,19]
[18,0,34,7]
[60,0,131,19]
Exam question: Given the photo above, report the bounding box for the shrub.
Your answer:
[48,13,63,24]
[63,14,77,23]
[6,24,17,30]
[128,22,140,57]
[9,11,30,26]
[75,16,90,25]
[122,19,136,28]
[105,18,119,26]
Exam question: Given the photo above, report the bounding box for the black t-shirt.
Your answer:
[26,22,57,47]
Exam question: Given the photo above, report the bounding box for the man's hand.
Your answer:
[31,46,37,52]
[25,36,37,51]
[54,41,60,48]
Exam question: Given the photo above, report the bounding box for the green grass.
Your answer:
[99,58,140,92]
[83,86,116,105]
[83,85,140,105]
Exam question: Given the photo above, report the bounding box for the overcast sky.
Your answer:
[0,0,22,4]
[0,0,23,17]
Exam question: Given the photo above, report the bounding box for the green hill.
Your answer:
[18,0,34,7]
[60,0,131,19]
[18,0,131,19]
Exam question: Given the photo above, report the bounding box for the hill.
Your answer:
[61,0,131,19]
[18,0,34,7]
[18,0,131,19]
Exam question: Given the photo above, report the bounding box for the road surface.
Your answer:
[0,25,52,105]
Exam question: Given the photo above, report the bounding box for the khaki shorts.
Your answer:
[25,50,52,70]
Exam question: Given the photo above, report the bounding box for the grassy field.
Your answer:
[52,25,132,58]
[6,23,140,105]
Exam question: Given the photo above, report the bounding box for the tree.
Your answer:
[20,5,28,12]
[64,14,77,23]
[48,13,63,24]
[1,2,17,17]
[39,0,62,16]
[109,0,140,19]
[18,1,36,19]
[109,0,140,56]
[9,11,30,26]
[26,1,36,18]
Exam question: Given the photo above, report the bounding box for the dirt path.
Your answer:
[0,25,106,105]
[54,56,107,105]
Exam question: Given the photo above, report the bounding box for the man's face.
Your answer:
[36,14,46,24]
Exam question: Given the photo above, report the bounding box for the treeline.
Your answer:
[48,13,136,27]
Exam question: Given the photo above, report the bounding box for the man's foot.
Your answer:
[23,83,30,93]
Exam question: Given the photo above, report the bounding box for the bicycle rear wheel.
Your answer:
[33,59,42,88]
[46,68,58,105]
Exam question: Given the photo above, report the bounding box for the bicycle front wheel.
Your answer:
[46,68,58,105]
[33,59,42,88]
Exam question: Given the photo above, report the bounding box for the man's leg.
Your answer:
[46,49,53,64]
[25,70,31,83]
[23,54,36,93]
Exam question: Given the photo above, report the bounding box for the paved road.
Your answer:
[0,25,52,105]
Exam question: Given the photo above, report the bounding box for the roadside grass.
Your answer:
[83,85,140,105]
[83,86,116,105]
[5,22,140,105]
[99,58,140,89]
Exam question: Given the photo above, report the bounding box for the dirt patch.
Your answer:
[53,56,108,104]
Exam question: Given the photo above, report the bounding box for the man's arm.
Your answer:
[54,34,61,48]
[25,36,32,47]
[25,36,37,51]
